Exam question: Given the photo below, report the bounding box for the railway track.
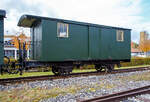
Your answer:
[0,66,150,85]
[79,85,150,102]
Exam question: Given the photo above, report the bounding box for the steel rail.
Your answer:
[79,85,150,102]
[0,66,150,85]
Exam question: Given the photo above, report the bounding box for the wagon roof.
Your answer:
[18,14,131,30]
[0,10,6,17]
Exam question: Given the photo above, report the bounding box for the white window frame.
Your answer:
[57,22,69,38]
[116,30,124,42]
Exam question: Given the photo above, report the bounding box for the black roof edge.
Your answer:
[0,10,6,17]
[18,14,131,30]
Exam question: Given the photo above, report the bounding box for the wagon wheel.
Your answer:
[95,65,103,72]
[52,66,73,76]
[52,66,60,75]
[63,66,73,75]
[52,66,66,76]
[4,56,10,64]
[7,62,20,74]
[105,64,114,73]
[57,67,69,76]
[1,56,9,75]
[0,65,2,75]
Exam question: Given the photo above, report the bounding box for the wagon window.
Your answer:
[57,23,69,37]
[116,30,124,42]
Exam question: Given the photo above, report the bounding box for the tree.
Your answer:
[139,39,150,56]
[11,33,30,50]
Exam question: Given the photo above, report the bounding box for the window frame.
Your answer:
[116,30,124,42]
[57,22,69,38]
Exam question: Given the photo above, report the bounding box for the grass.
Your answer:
[0,64,150,79]
[73,69,95,73]
[115,64,150,69]
[119,71,150,82]
[0,85,84,102]
[0,69,96,79]
[0,72,53,79]
[0,81,116,102]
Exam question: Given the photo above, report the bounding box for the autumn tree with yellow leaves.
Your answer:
[139,31,150,56]
[139,40,150,53]
[11,33,30,50]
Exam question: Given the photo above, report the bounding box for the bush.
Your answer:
[78,57,150,69]
[121,57,150,67]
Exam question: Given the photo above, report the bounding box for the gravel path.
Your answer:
[1,70,150,102]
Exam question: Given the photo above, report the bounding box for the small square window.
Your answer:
[57,23,69,37]
[116,30,124,41]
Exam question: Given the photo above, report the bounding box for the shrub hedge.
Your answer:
[4,57,150,70]
[121,57,150,67]
[83,57,150,69]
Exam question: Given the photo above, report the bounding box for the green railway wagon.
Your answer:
[18,15,131,74]
[0,10,6,65]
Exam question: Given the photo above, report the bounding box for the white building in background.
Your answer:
[4,34,30,59]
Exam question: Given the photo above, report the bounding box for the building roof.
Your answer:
[18,14,131,30]
[4,34,30,39]
[4,35,15,38]
[131,48,142,53]
[131,41,141,53]
[0,10,6,17]
[4,34,31,49]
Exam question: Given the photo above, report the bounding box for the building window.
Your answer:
[4,50,15,58]
[117,30,124,41]
[57,23,69,37]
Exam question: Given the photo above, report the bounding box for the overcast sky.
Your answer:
[0,0,150,43]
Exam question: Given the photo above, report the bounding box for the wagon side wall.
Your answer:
[30,18,131,62]
[30,22,42,60]
[99,28,131,60]
[41,19,89,61]
[0,17,4,64]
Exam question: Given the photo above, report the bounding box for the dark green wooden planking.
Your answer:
[89,26,100,59]
[0,10,6,65]
[18,15,131,62]
[41,20,89,61]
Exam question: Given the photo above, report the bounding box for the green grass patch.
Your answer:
[0,85,84,102]
[0,69,96,79]
[115,64,150,69]
[121,57,150,67]
[119,71,150,81]
[0,65,150,79]
[0,72,53,79]
[73,69,96,73]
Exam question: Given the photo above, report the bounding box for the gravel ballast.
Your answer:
[1,70,150,102]
[122,94,150,102]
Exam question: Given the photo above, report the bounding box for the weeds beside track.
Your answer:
[0,66,150,85]
[79,85,150,102]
